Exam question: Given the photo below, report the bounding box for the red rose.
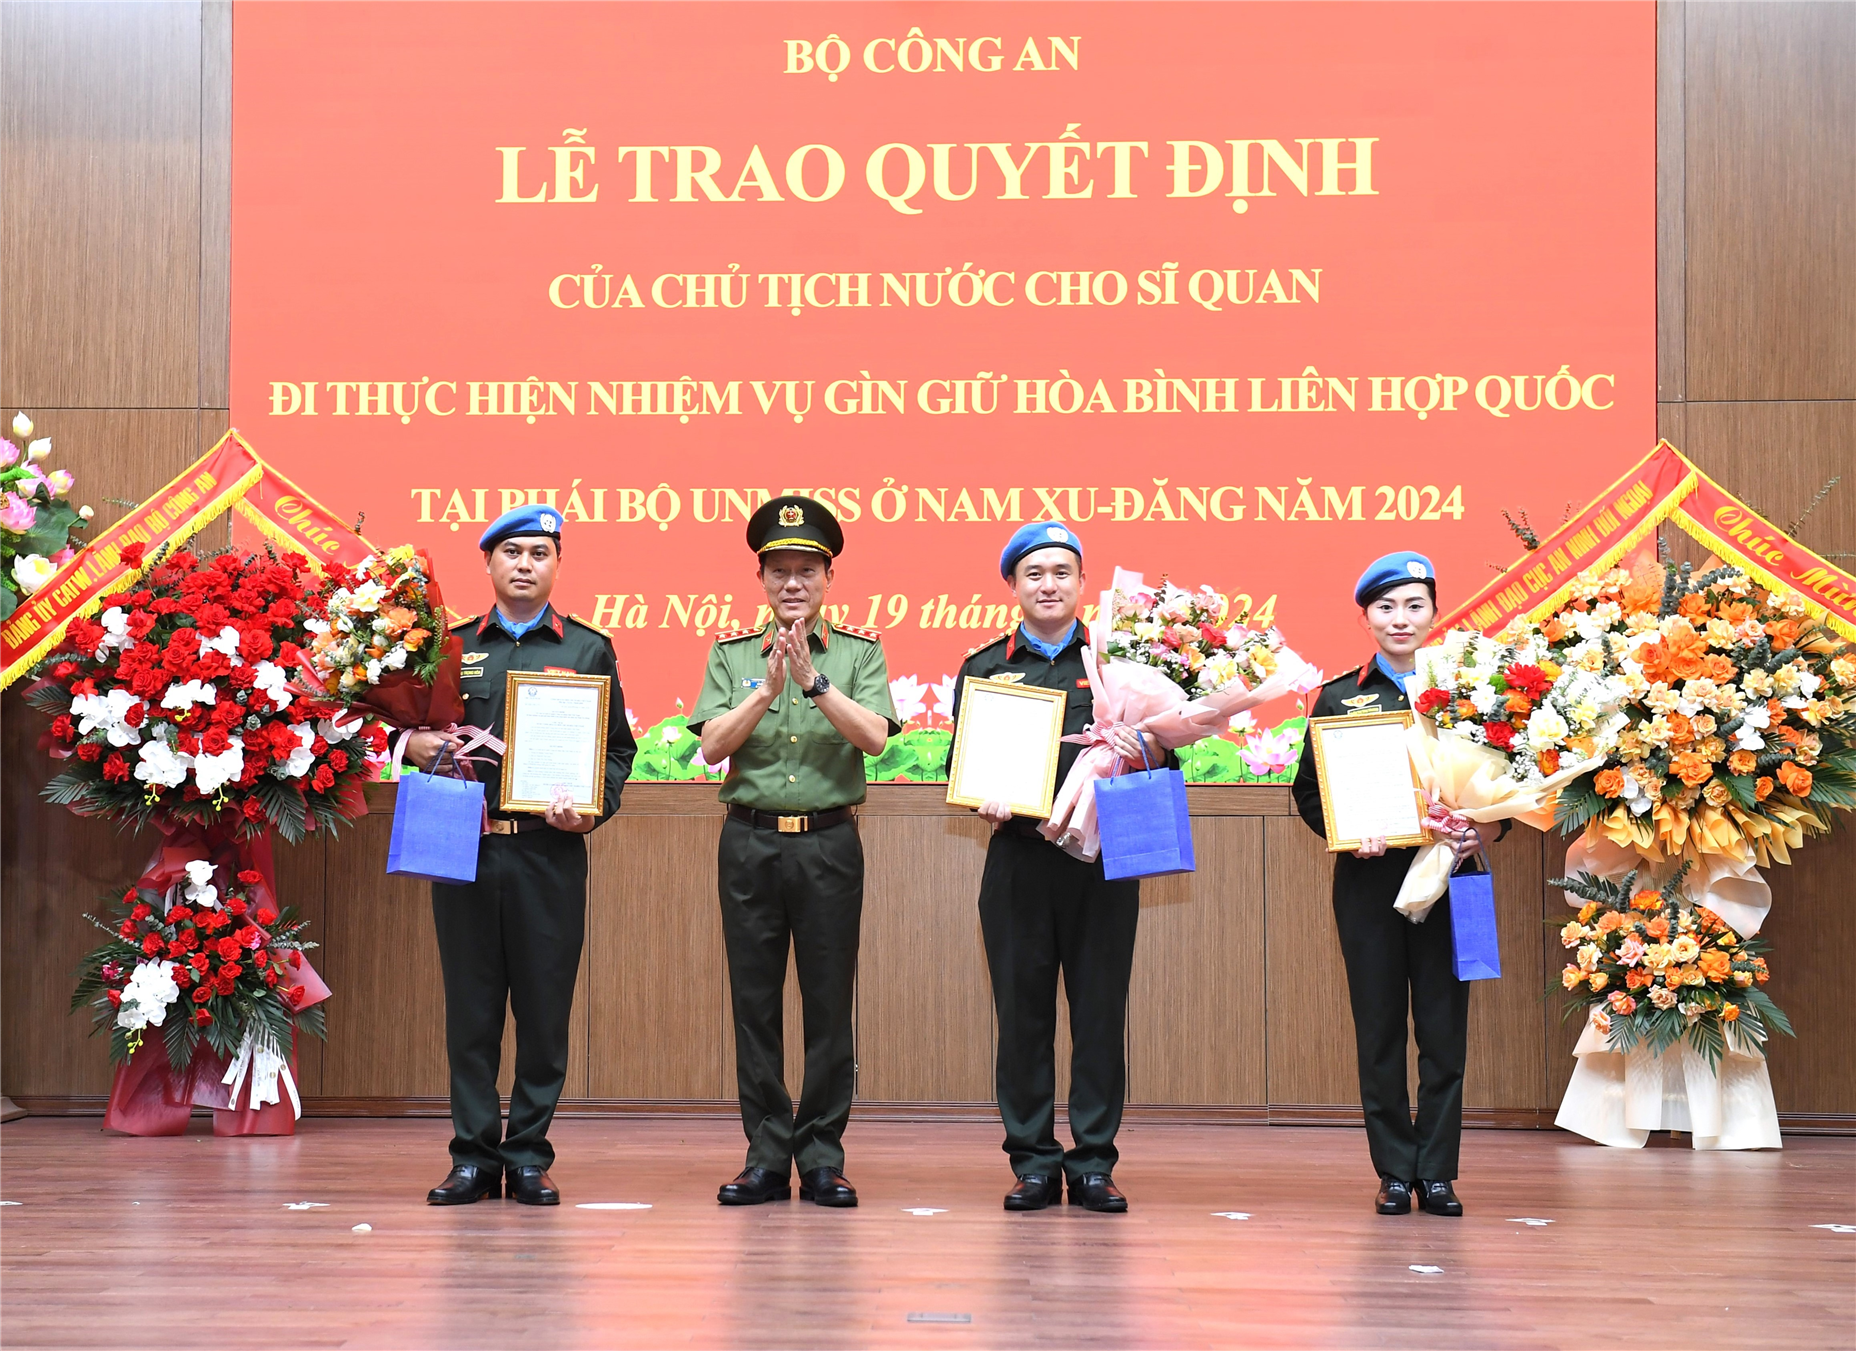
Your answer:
[253,950,271,968]
[131,902,153,920]
[175,732,200,756]
[237,869,264,885]
[141,933,163,955]
[219,963,242,981]
[1485,722,1517,751]
[189,953,210,972]
[201,726,230,756]
[311,763,335,793]
[227,663,257,691]
[120,541,147,568]
[1504,664,1552,700]
[328,749,349,773]
[126,610,157,639]
[256,907,278,926]
[242,797,267,821]
[165,905,189,923]
[216,935,241,960]
[76,741,102,762]
[192,1008,212,1025]
[228,897,248,916]
[122,700,146,728]
[102,752,131,782]
[118,920,137,939]
[166,940,186,959]
[51,714,76,743]
[1415,688,1452,717]
[1198,623,1227,647]
[264,970,279,987]
[52,661,78,679]
[284,984,305,1008]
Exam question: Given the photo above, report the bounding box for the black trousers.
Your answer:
[979,827,1140,1182]
[432,828,586,1172]
[717,816,863,1176]
[1332,853,1470,1182]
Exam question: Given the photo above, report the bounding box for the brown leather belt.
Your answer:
[485,816,549,836]
[727,804,855,834]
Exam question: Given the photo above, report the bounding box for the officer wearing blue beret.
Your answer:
[1290,552,1486,1218]
[943,523,1161,1214]
[403,503,637,1207]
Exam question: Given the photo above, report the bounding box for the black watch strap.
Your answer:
[804,673,830,699]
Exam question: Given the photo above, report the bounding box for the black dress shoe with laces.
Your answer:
[799,1166,858,1207]
[717,1167,791,1206]
[1067,1174,1128,1212]
[1003,1175,1062,1211]
[1417,1179,1463,1216]
[1375,1176,1413,1214]
[427,1163,502,1205]
[506,1165,561,1206]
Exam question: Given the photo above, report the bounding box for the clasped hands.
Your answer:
[758,619,818,700]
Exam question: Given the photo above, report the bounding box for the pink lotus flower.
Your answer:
[1290,665,1326,695]
[47,469,74,496]
[1238,726,1299,776]
[0,440,17,468]
[930,673,957,721]
[888,674,929,723]
[0,492,36,533]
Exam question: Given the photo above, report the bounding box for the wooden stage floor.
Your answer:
[1,1116,1851,1350]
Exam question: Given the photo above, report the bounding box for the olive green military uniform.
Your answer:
[433,605,637,1174]
[689,617,899,1176]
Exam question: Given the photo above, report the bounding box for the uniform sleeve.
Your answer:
[942,658,972,776]
[592,638,636,824]
[850,640,902,738]
[1291,685,1330,839]
[686,642,736,737]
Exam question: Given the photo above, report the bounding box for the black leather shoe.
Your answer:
[717,1167,791,1205]
[1004,1175,1061,1211]
[506,1165,560,1206]
[1375,1176,1413,1214]
[1417,1179,1463,1216]
[426,1163,501,1205]
[1067,1174,1128,1213]
[799,1166,858,1207]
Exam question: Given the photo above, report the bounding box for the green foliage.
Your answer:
[866,727,951,782]
[630,713,723,782]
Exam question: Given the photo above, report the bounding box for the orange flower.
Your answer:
[1697,950,1732,982]
[1596,911,1623,933]
[1630,889,1662,911]
[404,627,430,651]
[1594,767,1626,798]
[380,605,417,636]
[1541,617,1568,642]
[1703,654,1737,682]
[1539,659,1562,680]
[1505,691,1534,714]
[1636,639,1672,683]
[1727,750,1757,776]
[1665,624,1708,680]
[1765,618,1801,651]
[1623,576,1662,613]
[1646,916,1670,940]
[1776,761,1813,796]
[1754,776,1775,801]
[1753,957,1769,984]
[1721,1002,1740,1022]
[1671,751,1713,787]
[1677,593,1709,621]
[1775,725,1804,747]
[1538,749,1561,776]
[1718,600,1755,624]
[1666,713,1694,746]
[1566,734,1596,758]
[1626,966,1652,990]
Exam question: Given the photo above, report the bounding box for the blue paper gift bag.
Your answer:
[1448,855,1501,981]
[1095,764,1196,881]
[387,751,485,885]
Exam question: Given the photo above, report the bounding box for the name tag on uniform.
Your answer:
[544,666,574,675]
[741,677,763,690]
[461,668,485,680]
[461,651,487,679]
[1076,678,1090,689]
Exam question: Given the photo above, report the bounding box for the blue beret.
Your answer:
[1000,522,1083,580]
[1354,551,1436,606]
[479,503,563,551]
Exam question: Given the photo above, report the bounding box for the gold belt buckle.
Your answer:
[487,818,515,835]
[777,815,808,834]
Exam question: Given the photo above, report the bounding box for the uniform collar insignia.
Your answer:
[991,671,1026,683]
[462,651,489,664]
[760,617,828,653]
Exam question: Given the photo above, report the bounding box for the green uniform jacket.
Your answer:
[453,605,638,822]
[688,617,900,812]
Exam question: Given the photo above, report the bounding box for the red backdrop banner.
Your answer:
[230,1,1655,745]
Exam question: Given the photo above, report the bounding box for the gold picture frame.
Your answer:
[1306,710,1433,853]
[499,670,612,816]
[945,677,1070,819]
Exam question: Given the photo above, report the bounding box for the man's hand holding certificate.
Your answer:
[946,678,1069,820]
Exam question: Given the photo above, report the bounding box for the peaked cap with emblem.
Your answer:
[747,494,843,559]
[479,502,563,552]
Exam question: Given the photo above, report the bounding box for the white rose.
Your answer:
[1527,706,1569,748]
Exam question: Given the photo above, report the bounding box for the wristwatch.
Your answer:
[803,673,831,699]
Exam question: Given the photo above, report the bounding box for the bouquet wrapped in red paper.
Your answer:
[1041,568,1318,859]
[301,544,463,729]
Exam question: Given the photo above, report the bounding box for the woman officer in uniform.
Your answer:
[1291,552,1486,1218]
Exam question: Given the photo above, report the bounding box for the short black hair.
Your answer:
[1359,577,1435,610]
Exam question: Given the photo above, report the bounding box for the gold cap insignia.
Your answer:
[778,503,805,527]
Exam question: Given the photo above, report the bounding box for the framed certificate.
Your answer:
[945,677,1069,819]
[499,670,612,816]
[1306,711,1432,853]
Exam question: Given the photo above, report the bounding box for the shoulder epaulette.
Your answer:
[964,629,1013,659]
[566,613,615,640]
[832,622,884,642]
[448,614,480,632]
[1328,664,1363,687]
[713,625,763,644]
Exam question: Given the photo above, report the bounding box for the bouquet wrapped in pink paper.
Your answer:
[1041,569,1317,859]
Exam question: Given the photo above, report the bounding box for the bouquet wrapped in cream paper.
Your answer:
[1041,569,1316,860]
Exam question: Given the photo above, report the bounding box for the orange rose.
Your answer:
[1753,957,1770,984]
[1719,600,1755,624]
[1666,713,1694,746]
[1703,654,1737,682]
[380,605,417,635]
[1754,776,1775,801]
[1456,700,1478,720]
[1646,916,1670,940]
[1630,889,1662,911]
[1626,966,1652,990]
[1727,750,1757,776]
[1538,749,1561,776]
[1541,617,1568,642]
[1721,1002,1740,1022]
[1775,725,1804,747]
[1594,767,1626,798]
[1670,751,1713,787]
[1624,576,1662,613]
[1776,761,1813,796]
[1597,911,1623,933]
[404,627,430,651]
[1698,950,1731,982]
[1505,691,1534,714]
[1765,618,1801,651]
[1636,639,1672,684]
[1666,627,1708,680]
[1677,593,1709,621]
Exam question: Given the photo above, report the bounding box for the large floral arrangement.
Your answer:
[24,544,383,842]
[301,544,463,729]
[1,411,93,618]
[1105,580,1290,698]
[1552,862,1790,1070]
[1412,626,1632,784]
[1548,562,1856,862]
[73,861,324,1070]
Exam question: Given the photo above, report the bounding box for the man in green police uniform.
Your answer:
[689,495,898,1208]
[946,523,1160,1214]
[403,503,637,1207]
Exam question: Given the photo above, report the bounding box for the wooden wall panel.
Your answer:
[0,1,204,408]
[1677,401,1856,558]
[1684,1,1856,401]
[1656,0,1686,402]
[1757,839,1856,1115]
[1263,816,1355,1106]
[1127,817,1265,1106]
[1462,828,1547,1110]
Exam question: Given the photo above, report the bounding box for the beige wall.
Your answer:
[3,1,1851,1124]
